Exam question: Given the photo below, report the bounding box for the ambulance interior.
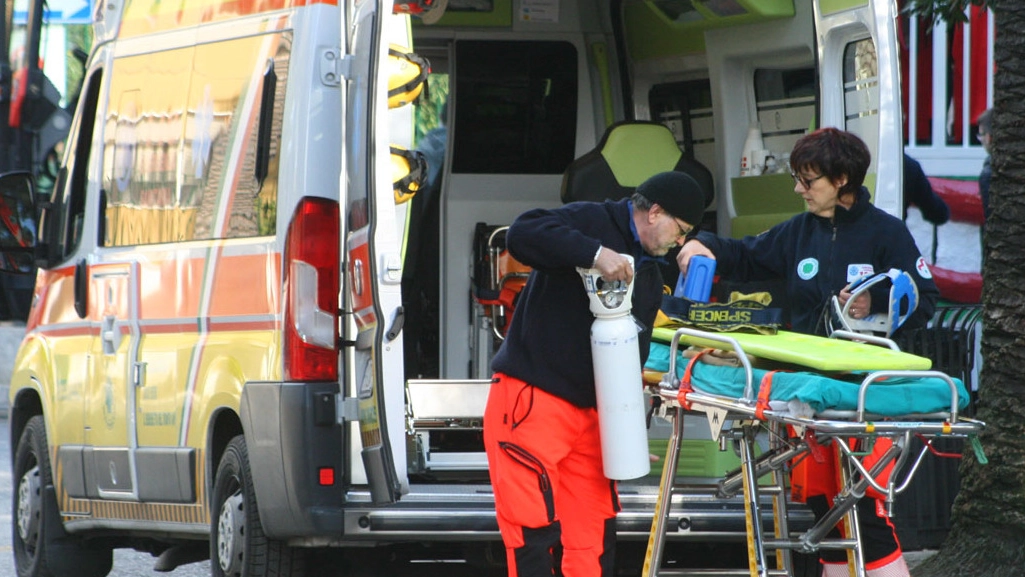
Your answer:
[397,0,883,483]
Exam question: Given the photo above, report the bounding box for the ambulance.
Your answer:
[1,0,906,575]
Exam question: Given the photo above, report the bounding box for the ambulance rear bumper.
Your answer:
[240,380,345,539]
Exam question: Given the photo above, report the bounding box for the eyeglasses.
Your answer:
[669,215,695,239]
[791,171,826,190]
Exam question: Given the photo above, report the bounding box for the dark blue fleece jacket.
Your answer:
[697,187,938,335]
[490,199,666,409]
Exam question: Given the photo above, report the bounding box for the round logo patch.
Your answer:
[797,258,819,280]
[916,256,933,279]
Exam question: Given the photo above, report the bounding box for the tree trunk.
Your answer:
[914,2,1025,575]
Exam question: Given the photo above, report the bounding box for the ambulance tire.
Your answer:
[13,415,113,577]
[211,435,308,577]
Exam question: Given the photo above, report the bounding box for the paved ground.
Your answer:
[0,321,23,418]
[906,549,938,571]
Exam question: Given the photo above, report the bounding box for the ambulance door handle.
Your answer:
[255,61,277,184]
[132,362,147,387]
[385,306,404,341]
[101,316,121,355]
[352,259,364,296]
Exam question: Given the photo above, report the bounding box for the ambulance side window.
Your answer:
[193,36,290,240]
[41,68,101,265]
[101,33,290,247]
[842,38,880,147]
[649,79,717,181]
[753,67,816,165]
[102,47,186,247]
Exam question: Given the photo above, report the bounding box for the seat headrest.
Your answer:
[561,121,714,208]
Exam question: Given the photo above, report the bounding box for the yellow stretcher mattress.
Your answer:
[651,327,931,372]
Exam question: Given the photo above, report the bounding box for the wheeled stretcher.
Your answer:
[642,326,986,577]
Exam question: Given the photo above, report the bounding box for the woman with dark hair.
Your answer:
[680,127,937,336]
[676,127,939,576]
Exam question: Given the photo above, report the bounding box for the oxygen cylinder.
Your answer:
[578,255,651,480]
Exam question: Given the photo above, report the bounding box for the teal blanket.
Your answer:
[646,342,969,416]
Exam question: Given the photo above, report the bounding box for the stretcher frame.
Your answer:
[643,327,986,577]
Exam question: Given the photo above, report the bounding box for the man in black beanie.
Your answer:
[484,171,705,577]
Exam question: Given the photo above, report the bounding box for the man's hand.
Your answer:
[594,247,634,283]
[838,285,872,319]
[676,240,715,276]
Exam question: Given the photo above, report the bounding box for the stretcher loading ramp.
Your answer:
[642,327,986,577]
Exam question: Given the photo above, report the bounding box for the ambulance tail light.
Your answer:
[284,197,340,381]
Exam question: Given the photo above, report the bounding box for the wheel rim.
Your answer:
[16,465,41,549]
[216,489,245,574]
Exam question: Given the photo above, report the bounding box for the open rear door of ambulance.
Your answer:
[342,0,406,504]
[814,0,904,216]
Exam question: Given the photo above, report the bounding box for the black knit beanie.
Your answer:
[635,171,706,225]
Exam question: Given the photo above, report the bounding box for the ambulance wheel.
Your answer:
[211,435,307,577]
[13,415,112,577]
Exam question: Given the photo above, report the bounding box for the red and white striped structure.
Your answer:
[900,3,992,304]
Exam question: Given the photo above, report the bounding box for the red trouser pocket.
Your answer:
[497,441,556,523]
[484,373,618,577]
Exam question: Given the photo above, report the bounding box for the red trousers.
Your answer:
[484,373,619,577]
[791,437,904,567]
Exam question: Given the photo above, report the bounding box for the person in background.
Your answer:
[677,128,939,577]
[903,152,949,225]
[417,100,448,195]
[484,171,707,577]
[977,107,992,222]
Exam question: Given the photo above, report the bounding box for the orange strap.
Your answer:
[915,433,962,458]
[754,370,781,420]
[677,348,713,410]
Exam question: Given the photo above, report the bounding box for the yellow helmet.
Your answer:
[390,146,428,204]
[388,45,429,109]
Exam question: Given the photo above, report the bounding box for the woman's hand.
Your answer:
[839,285,871,319]
[676,240,715,276]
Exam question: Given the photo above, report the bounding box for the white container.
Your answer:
[589,315,650,479]
[740,125,765,177]
[578,256,651,480]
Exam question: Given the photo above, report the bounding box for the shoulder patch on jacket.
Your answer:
[915,256,933,279]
